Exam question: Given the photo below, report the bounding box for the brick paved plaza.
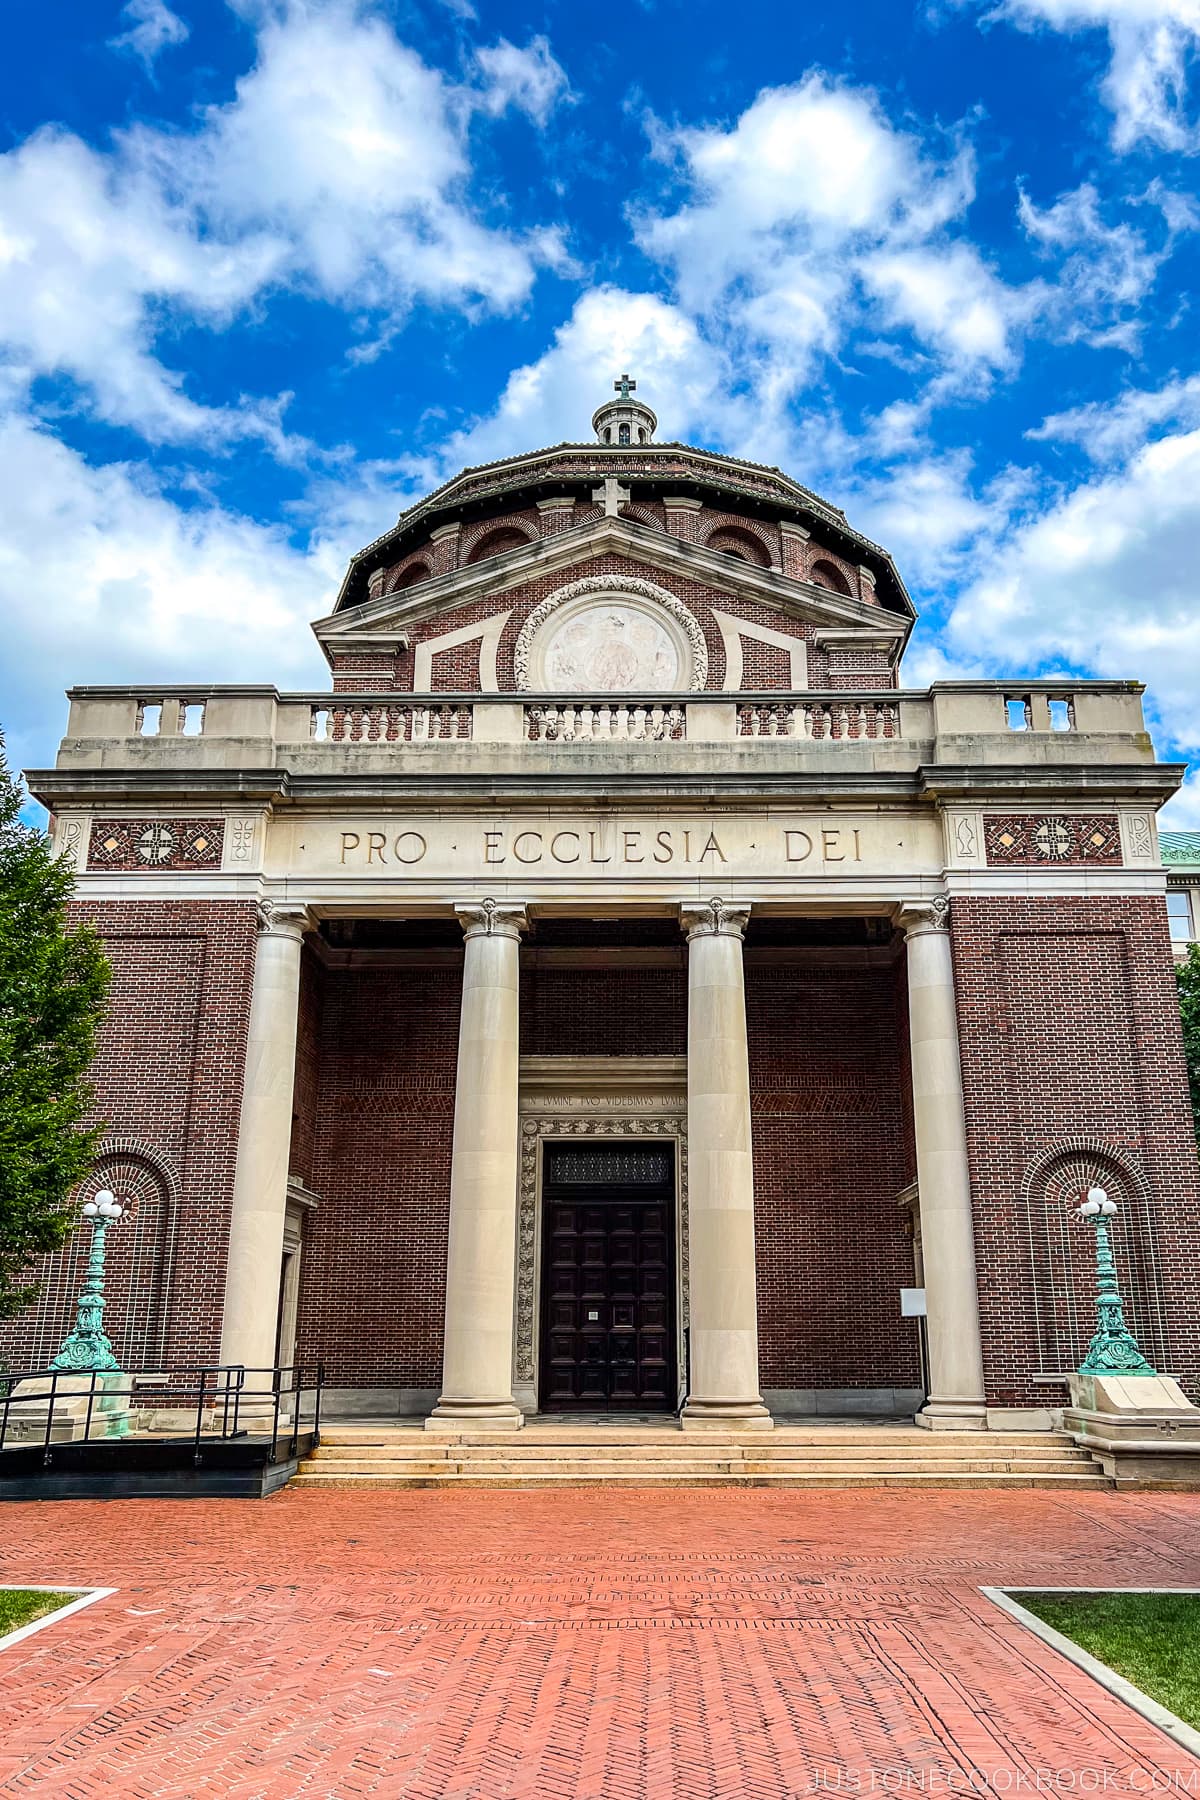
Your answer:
[2,1490,1200,1798]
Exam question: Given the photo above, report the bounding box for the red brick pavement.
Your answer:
[2,1490,1200,1799]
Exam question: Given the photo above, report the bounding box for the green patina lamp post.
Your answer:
[48,1188,129,1436]
[1076,1186,1157,1377]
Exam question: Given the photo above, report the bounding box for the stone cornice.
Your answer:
[315,514,912,654]
[31,762,1181,813]
[919,764,1185,804]
[26,768,289,807]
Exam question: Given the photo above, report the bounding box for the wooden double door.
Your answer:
[539,1142,677,1411]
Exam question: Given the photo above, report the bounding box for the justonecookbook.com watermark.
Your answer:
[799,1771,1200,1793]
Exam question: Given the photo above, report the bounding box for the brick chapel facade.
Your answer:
[10,380,1199,1432]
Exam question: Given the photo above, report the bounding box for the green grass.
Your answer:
[0,1588,80,1636]
[1015,1592,1200,1728]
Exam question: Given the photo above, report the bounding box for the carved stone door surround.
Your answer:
[514,1055,688,1414]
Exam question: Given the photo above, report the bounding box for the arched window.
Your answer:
[618,423,631,445]
[1021,1146,1169,1377]
[389,561,431,593]
[7,1152,175,1370]
[705,526,771,568]
[466,527,530,565]
[810,558,853,596]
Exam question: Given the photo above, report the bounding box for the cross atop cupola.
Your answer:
[592,374,658,448]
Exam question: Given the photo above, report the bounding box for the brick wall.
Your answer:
[382,552,836,694]
[288,949,919,1397]
[746,958,919,1392]
[0,900,258,1371]
[347,502,895,697]
[951,895,1200,1406]
[293,961,460,1388]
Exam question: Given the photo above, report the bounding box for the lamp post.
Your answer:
[1076,1186,1157,1377]
[48,1189,129,1437]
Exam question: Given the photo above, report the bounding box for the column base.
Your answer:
[680,1399,774,1433]
[915,1398,988,1433]
[425,1398,524,1434]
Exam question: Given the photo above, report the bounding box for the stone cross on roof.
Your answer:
[614,373,636,399]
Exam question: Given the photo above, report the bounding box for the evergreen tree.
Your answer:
[0,735,109,1319]
[1180,942,1200,1152]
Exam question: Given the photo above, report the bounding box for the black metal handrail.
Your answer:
[0,1362,324,1467]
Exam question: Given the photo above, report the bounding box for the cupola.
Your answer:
[591,373,657,447]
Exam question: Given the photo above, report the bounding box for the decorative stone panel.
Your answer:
[983,814,1122,866]
[88,818,224,871]
[515,1111,688,1390]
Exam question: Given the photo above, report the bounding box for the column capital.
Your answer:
[895,895,950,938]
[255,901,313,942]
[456,898,528,943]
[680,897,751,942]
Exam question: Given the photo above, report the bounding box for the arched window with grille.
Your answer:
[3,1149,177,1372]
[1021,1143,1169,1377]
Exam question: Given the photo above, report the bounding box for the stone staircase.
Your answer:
[292,1422,1109,1490]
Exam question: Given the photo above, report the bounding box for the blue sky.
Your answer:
[3,0,1199,819]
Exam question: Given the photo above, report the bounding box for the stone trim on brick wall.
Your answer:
[515,1112,689,1403]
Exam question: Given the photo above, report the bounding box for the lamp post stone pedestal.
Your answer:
[1064,1188,1200,1488]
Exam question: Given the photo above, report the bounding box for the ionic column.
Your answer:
[679,899,773,1432]
[428,899,527,1432]
[220,903,310,1373]
[898,899,987,1430]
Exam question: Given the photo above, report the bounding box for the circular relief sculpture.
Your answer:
[515,577,707,692]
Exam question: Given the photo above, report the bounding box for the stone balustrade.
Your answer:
[737,700,899,740]
[526,702,686,743]
[50,681,1155,777]
[312,702,472,742]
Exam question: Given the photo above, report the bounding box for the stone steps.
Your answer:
[313,1427,1080,1450]
[292,1469,1108,1490]
[308,1441,1097,1465]
[299,1456,1097,1478]
[291,1424,1108,1489]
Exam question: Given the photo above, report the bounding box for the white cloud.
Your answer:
[474,36,570,124]
[0,409,333,780]
[0,127,282,443]
[0,3,564,444]
[423,286,732,474]
[634,73,1039,407]
[1030,370,1200,457]
[138,6,563,310]
[1018,182,1171,346]
[946,413,1200,757]
[109,0,189,70]
[1160,767,1200,826]
[861,242,1035,369]
[979,1,1200,151]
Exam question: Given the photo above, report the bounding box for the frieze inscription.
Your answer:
[333,821,866,871]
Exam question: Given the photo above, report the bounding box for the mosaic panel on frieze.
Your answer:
[88,818,225,871]
[983,814,1122,867]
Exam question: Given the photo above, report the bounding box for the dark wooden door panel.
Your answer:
[538,1156,676,1411]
